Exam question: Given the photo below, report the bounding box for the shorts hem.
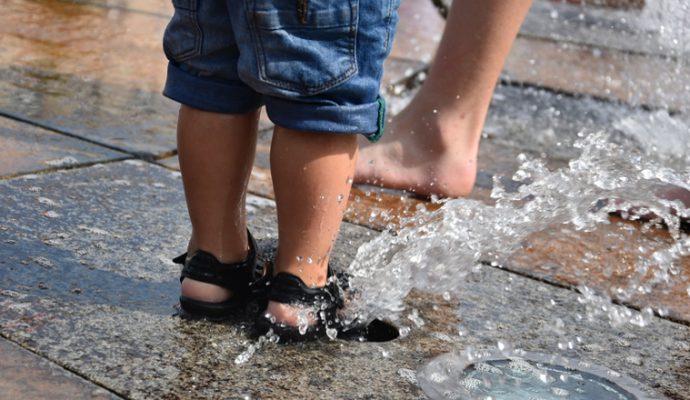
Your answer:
[264,96,382,136]
[163,63,262,114]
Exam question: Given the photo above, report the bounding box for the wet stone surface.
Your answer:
[0,116,127,178]
[522,1,688,58]
[0,337,119,400]
[511,0,690,110]
[2,0,689,398]
[393,0,690,110]
[0,66,178,157]
[0,0,411,159]
[0,161,688,399]
[0,0,177,157]
[504,37,690,111]
[509,217,690,323]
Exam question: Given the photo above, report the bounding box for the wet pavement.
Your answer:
[1,0,689,399]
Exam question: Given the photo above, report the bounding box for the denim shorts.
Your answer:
[162,0,400,140]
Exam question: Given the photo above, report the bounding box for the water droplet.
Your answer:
[326,327,338,340]
[43,210,60,218]
[398,326,410,338]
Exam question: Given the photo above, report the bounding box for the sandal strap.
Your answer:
[174,231,261,296]
[267,270,343,309]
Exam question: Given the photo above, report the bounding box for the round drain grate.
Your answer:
[417,350,665,400]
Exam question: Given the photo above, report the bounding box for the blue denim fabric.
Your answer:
[163,0,399,138]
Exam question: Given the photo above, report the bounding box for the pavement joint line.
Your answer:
[0,156,133,181]
[150,157,280,207]
[421,0,684,63]
[496,77,681,114]
[482,260,690,328]
[56,0,171,19]
[0,331,127,399]
[516,32,685,63]
[0,109,170,162]
[387,60,684,114]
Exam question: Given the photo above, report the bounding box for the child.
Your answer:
[163,0,399,341]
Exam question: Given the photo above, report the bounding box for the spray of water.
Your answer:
[344,131,689,329]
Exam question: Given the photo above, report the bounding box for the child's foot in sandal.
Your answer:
[174,231,270,320]
[254,268,344,342]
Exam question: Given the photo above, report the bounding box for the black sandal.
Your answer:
[173,231,270,320]
[254,266,345,343]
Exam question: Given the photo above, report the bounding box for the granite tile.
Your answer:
[0,160,687,399]
[507,216,690,322]
[0,116,128,178]
[0,337,120,400]
[0,0,177,156]
[523,1,685,58]
[388,0,445,64]
[504,36,690,111]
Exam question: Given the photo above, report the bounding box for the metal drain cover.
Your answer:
[417,350,665,400]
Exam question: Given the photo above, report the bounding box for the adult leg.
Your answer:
[177,105,260,302]
[267,127,358,325]
[356,0,533,197]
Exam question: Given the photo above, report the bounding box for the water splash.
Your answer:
[613,110,690,164]
[344,132,689,328]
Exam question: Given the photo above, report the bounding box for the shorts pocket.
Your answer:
[249,0,359,95]
[163,0,202,63]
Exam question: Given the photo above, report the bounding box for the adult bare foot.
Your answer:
[355,95,483,198]
[355,0,533,198]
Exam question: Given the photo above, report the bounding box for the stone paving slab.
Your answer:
[388,0,444,64]
[389,0,690,110]
[0,0,177,157]
[1,160,689,399]
[515,0,690,110]
[504,36,690,111]
[0,336,120,399]
[509,217,690,322]
[0,116,128,178]
[523,1,688,58]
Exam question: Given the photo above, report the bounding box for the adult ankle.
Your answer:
[400,92,484,153]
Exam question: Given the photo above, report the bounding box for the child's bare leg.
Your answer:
[177,105,259,302]
[267,126,358,325]
[356,0,533,197]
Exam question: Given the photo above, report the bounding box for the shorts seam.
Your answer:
[384,0,394,50]
[164,1,204,62]
[248,1,359,95]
